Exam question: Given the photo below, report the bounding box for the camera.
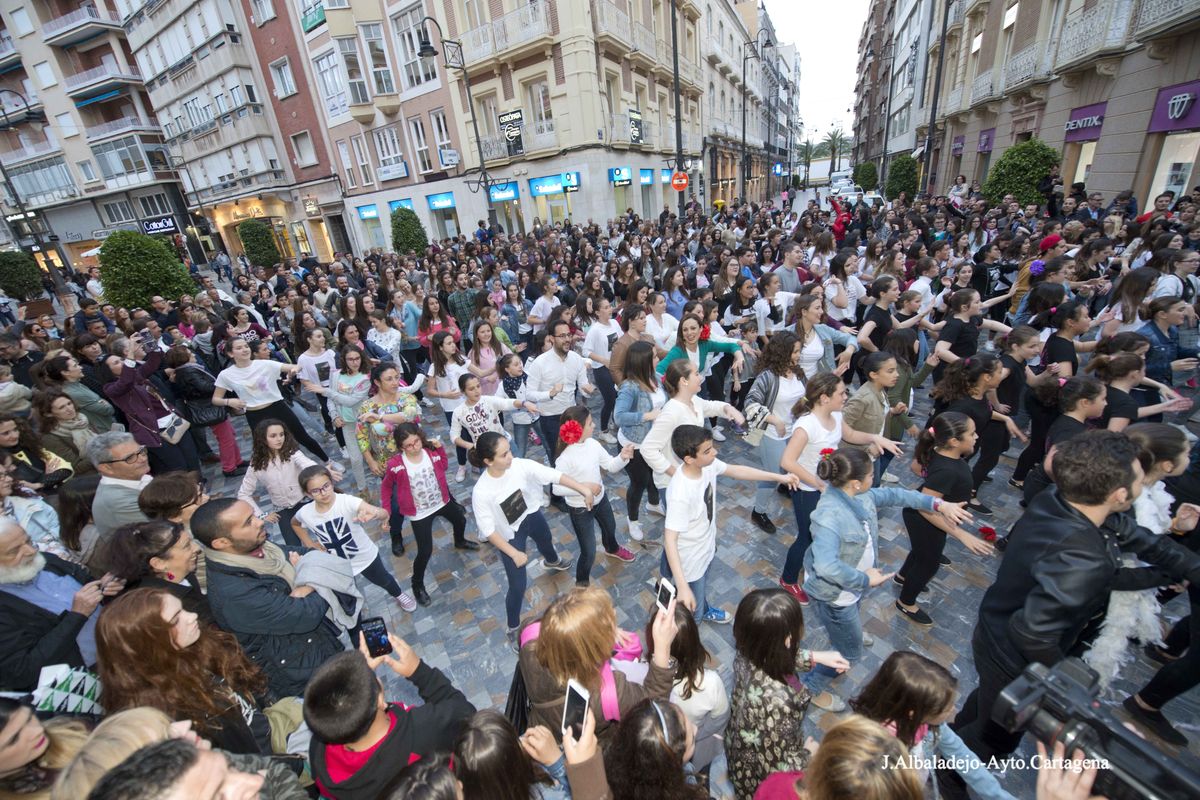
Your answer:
[994,658,1200,800]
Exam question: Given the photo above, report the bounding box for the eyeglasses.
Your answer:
[103,446,148,465]
[308,482,334,495]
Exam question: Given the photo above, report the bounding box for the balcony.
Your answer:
[462,2,553,70]
[608,112,633,146]
[946,0,965,32]
[0,94,42,125]
[147,40,253,108]
[679,57,702,90]
[651,38,673,80]
[636,120,655,149]
[177,105,271,160]
[1134,0,1200,40]
[0,33,18,69]
[681,130,700,155]
[1054,0,1137,73]
[630,22,657,67]
[0,139,60,167]
[969,71,995,106]
[189,169,288,207]
[25,185,80,209]
[526,119,559,152]
[85,116,162,142]
[64,63,142,98]
[944,84,963,116]
[593,0,633,51]
[43,5,123,47]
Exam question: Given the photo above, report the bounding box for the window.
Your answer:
[463,0,485,30]
[183,98,210,127]
[270,58,296,98]
[9,157,74,203]
[92,135,148,179]
[77,160,97,182]
[351,135,372,185]
[971,32,982,54]
[315,51,346,116]
[9,7,32,36]
[291,131,317,166]
[360,24,394,95]
[374,126,405,167]
[408,117,431,172]
[325,0,349,6]
[393,7,437,89]
[32,62,56,89]
[1003,2,1019,28]
[527,80,552,125]
[102,200,136,224]
[55,113,76,137]
[476,94,498,135]
[337,140,356,187]
[215,93,228,113]
[139,192,171,216]
[230,85,244,106]
[250,0,275,22]
[431,110,452,165]
[337,38,370,105]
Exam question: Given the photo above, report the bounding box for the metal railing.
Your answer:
[608,113,633,144]
[44,5,121,38]
[1002,41,1040,90]
[527,118,558,151]
[632,21,656,58]
[86,116,159,140]
[970,71,995,105]
[1055,0,1136,70]
[65,63,142,92]
[945,84,963,114]
[1134,0,1200,37]
[479,133,509,162]
[463,1,551,65]
[0,33,16,59]
[594,0,633,49]
[0,140,59,166]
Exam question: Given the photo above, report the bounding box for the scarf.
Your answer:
[501,372,527,399]
[204,541,296,587]
[56,415,95,452]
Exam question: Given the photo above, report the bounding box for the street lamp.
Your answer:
[418,17,499,230]
[0,89,67,295]
[920,0,953,195]
[168,151,212,261]
[741,29,772,205]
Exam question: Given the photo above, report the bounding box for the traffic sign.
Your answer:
[670,172,689,191]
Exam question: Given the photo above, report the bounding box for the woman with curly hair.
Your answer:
[95,587,275,755]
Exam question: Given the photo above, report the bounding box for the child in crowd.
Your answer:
[495,352,552,458]
[238,419,340,546]
[0,364,31,416]
[842,351,905,483]
[451,373,537,466]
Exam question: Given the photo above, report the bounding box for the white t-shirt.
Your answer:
[471,458,561,541]
[294,493,379,574]
[646,313,679,352]
[530,296,561,333]
[798,334,824,377]
[429,360,471,412]
[791,411,844,490]
[583,319,623,365]
[214,360,287,408]
[767,375,805,441]
[664,459,727,582]
[834,519,874,607]
[298,349,337,387]
[551,439,629,507]
[825,275,867,322]
[404,450,444,521]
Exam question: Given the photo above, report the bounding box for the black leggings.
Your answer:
[970,420,1008,491]
[593,365,618,432]
[1138,586,1200,708]
[245,400,329,461]
[1012,397,1056,482]
[316,395,346,448]
[625,449,660,522]
[702,360,730,426]
[898,510,946,605]
[410,500,468,590]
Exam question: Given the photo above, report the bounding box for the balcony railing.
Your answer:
[0,33,16,60]
[1055,0,1137,71]
[1002,41,1040,90]
[608,113,633,144]
[944,84,963,115]
[0,139,60,166]
[594,0,631,47]
[947,0,965,28]
[1134,0,1200,38]
[44,4,121,39]
[65,63,142,93]
[527,119,558,152]
[463,2,551,66]
[632,22,656,58]
[479,133,508,162]
[970,71,995,105]
[85,116,160,140]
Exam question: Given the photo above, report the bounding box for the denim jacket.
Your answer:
[501,299,532,344]
[806,323,859,376]
[614,381,655,443]
[1138,321,1197,386]
[803,486,935,603]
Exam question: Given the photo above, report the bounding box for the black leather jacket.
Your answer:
[977,488,1200,676]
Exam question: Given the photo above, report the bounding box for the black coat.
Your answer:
[976,488,1200,677]
[0,554,95,691]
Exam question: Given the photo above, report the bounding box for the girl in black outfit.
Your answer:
[1088,351,1190,431]
[931,288,1011,385]
[1020,376,1107,505]
[896,411,991,627]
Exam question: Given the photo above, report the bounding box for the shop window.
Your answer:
[1150,131,1200,201]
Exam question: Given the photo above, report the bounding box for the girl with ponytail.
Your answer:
[1086,352,1192,429]
[1019,376,1107,506]
[931,289,1011,385]
[897,413,988,627]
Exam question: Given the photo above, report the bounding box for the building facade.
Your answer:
[881,0,932,180]
[852,0,892,173]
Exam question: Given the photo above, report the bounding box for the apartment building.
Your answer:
[0,0,197,275]
[917,0,1200,207]
[773,43,800,197]
[881,0,931,174]
[852,0,892,172]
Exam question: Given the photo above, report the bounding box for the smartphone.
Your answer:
[562,679,590,739]
[360,616,393,658]
[656,577,676,614]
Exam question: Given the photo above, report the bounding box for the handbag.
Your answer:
[157,412,191,445]
[741,402,771,447]
[183,398,227,428]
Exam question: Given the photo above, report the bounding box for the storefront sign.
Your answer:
[303,196,320,216]
[499,109,525,157]
[951,135,965,156]
[489,181,519,202]
[1064,102,1106,142]
[356,204,379,220]
[530,172,581,196]
[427,192,456,210]
[377,162,409,182]
[639,169,654,185]
[562,172,580,193]
[977,128,995,153]
[140,215,178,235]
[609,167,632,187]
[629,109,643,145]
[439,148,460,168]
[233,207,266,220]
[661,168,672,184]
[388,199,414,212]
[1149,80,1200,133]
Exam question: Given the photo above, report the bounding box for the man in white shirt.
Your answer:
[910,257,939,315]
[525,320,593,468]
[85,268,104,302]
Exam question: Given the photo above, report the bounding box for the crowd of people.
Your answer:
[2,178,1200,800]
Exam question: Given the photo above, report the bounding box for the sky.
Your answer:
[762,0,869,144]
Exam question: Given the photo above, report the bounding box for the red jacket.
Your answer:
[830,198,851,244]
[380,445,452,516]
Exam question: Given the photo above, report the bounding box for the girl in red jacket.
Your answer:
[380,422,475,607]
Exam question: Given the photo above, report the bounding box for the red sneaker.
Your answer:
[779,580,809,606]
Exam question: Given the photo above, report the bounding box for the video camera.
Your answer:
[994,657,1200,800]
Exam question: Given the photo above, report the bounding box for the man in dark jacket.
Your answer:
[954,432,1200,762]
[191,498,344,698]
[0,520,125,691]
[304,641,475,799]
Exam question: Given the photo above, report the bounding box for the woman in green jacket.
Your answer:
[655,313,745,376]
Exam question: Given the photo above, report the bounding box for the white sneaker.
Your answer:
[711,427,727,442]
[628,521,645,541]
[645,502,665,517]
[420,397,434,407]
[597,431,617,445]
[882,472,900,484]
[454,465,467,483]
[395,592,417,612]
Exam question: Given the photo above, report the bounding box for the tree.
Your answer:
[237,218,281,269]
[98,231,196,310]
[982,138,1060,208]
[0,251,42,301]
[390,207,428,255]
[853,162,878,190]
[885,154,918,200]
[822,128,851,172]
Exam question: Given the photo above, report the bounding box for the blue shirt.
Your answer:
[4,567,98,665]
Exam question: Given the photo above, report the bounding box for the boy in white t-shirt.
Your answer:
[662,424,800,624]
[292,465,418,612]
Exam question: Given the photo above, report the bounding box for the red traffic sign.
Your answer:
[670,172,689,191]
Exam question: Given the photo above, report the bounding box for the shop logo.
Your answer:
[1064,115,1103,132]
[1167,92,1195,121]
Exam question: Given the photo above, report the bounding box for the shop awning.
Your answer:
[80,246,102,258]
[912,144,926,161]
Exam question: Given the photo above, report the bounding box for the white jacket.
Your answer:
[640,396,728,488]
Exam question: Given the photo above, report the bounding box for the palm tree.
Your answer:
[822,128,851,172]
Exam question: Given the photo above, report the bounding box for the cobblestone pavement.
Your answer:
[203,386,1200,798]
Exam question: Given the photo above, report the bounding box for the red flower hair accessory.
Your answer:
[559,420,584,445]
[700,324,712,341]
[819,448,836,460]
[979,526,997,542]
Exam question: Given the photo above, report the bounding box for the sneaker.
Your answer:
[982,475,993,482]
[895,600,934,627]
[779,580,810,606]
[701,607,731,624]
[541,555,574,572]
[605,547,636,563]
[711,427,727,442]
[1144,643,1181,666]
[420,397,435,408]
[939,553,952,567]
[395,592,418,612]
[597,431,617,445]
[967,498,993,516]
[1122,696,1188,747]
[881,472,900,483]
[1007,477,1024,489]
[628,521,645,541]
[454,465,467,483]
[862,633,875,647]
[810,692,847,712]
[751,510,777,534]
[645,502,665,517]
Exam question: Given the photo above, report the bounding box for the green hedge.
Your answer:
[0,251,42,300]
[237,218,281,269]
[98,231,195,309]
[885,154,918,200]
[983,138,1060,208]
[391,207,429,254]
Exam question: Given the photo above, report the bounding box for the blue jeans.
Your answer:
[659,551,712,622]
[497,511,562,629]
[538,413,562,468]
[754,435,789,512]
[781,490,821,584]
[568,494,620,585]
[512,421,531,459]
[800,598,863,694]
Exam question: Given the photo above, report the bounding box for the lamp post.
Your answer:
[920,0,953,195]
[669,0,685,222]
[0,89,66,295]
[740,29,772,205]
[417,17,498,229]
